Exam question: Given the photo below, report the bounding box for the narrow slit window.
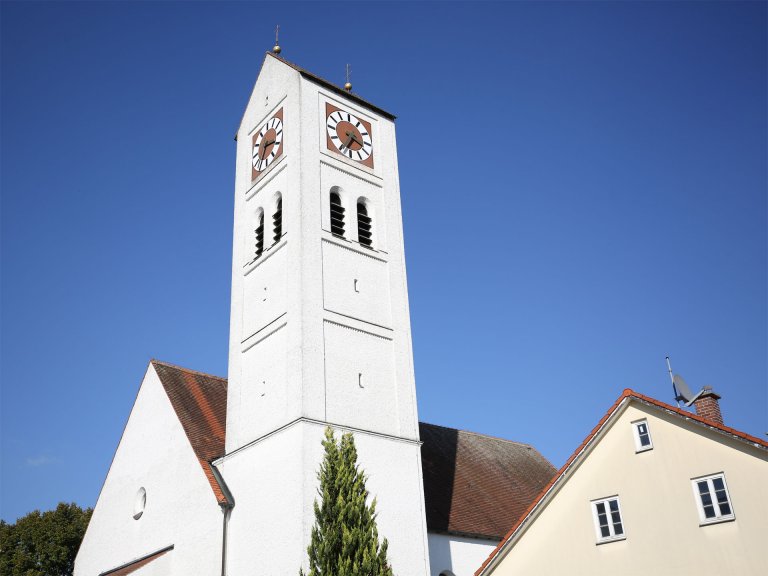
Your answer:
[591,497,625,543]
[330,192,345,238]
[632,420,653,452]
[693,474,734,524]
[273,197,282,243]
[254,212,264,259]
[357,200,373,248]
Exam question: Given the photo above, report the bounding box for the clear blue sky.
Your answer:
[1,1,765,522]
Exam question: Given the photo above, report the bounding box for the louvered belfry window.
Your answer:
[254,212,264,259]
[330,192,345,238]
[357,201,372,248]
[273,197,282,243]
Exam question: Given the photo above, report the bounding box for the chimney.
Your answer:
[693,387,723,425]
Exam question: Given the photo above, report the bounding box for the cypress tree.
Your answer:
[300,427,394,576]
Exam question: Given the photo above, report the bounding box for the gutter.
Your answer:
[210,462,235,576]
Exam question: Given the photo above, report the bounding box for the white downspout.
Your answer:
[210,463,235,576]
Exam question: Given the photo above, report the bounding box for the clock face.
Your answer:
[252,108,284,179]
[325,103,373,168]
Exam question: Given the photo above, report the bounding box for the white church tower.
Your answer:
[216,52,431,575]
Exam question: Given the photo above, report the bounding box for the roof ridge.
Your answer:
[627,388,768,448]
[150,359,227,382]
[265,52,396,120]
[420,421,536,449]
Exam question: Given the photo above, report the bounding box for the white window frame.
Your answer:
[691,473,735,525]
[632,419,653,452]
[591,496,626,544]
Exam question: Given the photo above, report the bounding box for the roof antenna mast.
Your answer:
[272,25,281,55]
[344,63,352,92]
[667,356,697,407]
[666,356,679,407]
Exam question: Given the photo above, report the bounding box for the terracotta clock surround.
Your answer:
[251,108,284,181]
[325,102,374,169]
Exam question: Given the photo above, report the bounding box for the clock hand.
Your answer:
[343,134,354,149]
[260,139,276,158]
[345,131,363,148]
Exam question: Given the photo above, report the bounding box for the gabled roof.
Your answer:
[475,389,768,576]
[151,360,228,505]
[237,53,396,138]
[149,361,554,537]
[420,422,556,540]
[267,53,396,120]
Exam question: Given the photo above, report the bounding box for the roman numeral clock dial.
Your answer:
[325,103,374,168]
[251,108,284,180]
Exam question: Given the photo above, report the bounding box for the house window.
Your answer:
[330,191,345,238]
[692,473,734,524]
[273,195,282,243]
[591,497,625,543]
[357,199,372,248]
[632,419,653,452]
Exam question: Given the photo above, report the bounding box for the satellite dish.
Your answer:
[673,374,694,404]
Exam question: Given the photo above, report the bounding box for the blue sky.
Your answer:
[1,1,765,522]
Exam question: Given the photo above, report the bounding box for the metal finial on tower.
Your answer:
[272,25,281,54]
[344,63,352,92]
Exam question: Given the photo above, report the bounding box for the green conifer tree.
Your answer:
[300,427,394,576]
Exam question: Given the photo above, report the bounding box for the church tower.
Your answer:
[216,53,431,575]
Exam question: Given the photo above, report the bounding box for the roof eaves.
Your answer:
[429,527,504,542]
[99,544,174,576]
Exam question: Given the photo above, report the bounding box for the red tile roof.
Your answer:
[475,389,768,576]
[151,360,228,505]
[149,361,555,536]
[420,422,556,540]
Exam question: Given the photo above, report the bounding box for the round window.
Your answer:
[133,487,146,520]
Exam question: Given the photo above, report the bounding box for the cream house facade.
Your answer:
[476,389,768,576]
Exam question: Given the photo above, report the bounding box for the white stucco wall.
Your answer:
[427,533,498,576]
[217,420,431,576]
[486,400,768,576]
[74,364,222,576]
[228,54,421,447]
[223,54,430,575]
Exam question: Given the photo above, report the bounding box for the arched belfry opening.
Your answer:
[357,199,372,248]
[330,190,345,238]
[254,209,265,260]
[273,195,282,244]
